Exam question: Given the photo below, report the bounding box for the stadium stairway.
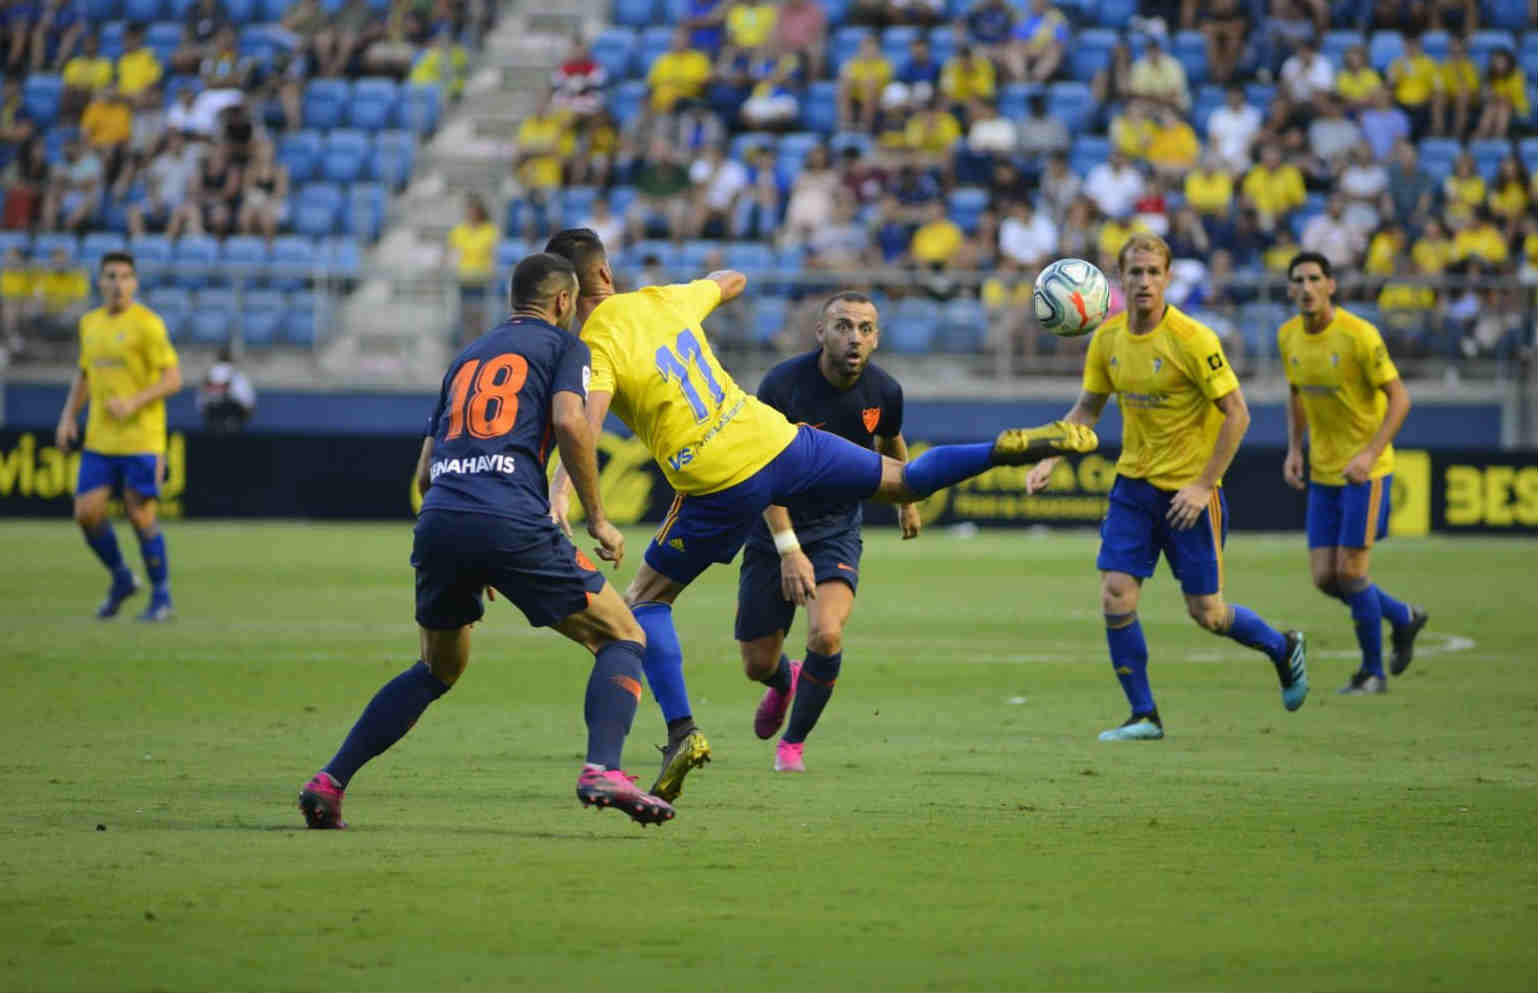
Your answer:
[320,0,590,386]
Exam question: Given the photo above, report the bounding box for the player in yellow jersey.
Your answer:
[1026,233,1309,741]
[544,228,1097,799]
[54,252,182,621]
[1279,252,1427,696]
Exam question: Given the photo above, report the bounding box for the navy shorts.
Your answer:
[411,509,605,630]
[1096,475,1229,597]
[644,425,882,586]
[76,450,161,499]
[1307,475,1392,550]
[734,529,863,643]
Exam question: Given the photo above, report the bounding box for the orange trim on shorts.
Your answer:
[611,675,643,700]
[1363,477,1382,549]
[654,493,684,544]
[1208,490,1225,592]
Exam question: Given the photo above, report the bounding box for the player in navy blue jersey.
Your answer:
[298,253,675,829]
[737,292,921,772]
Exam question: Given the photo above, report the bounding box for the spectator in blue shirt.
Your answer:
[1007,0,1068,82]
[966,0,1015,51]
[29,0,87,71]
[897,37,939,104]
[681,0,727,55]
[1358,86,1410,162]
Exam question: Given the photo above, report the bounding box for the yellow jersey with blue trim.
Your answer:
[78,302,179,455]
[1082,305,1241,490]
[1277,306,1399,486]
[580,280,798,495]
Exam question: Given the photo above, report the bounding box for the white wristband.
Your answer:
[773,530,801,556]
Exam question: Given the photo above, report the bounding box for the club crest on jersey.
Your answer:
[862,407,880,432]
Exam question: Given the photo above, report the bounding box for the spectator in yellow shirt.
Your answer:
[1488,156,1531,236]
[903,95,961,165]
[1240,143,1305,230]
[1335,45,1382,112]
[35,246,90,338]
[1451,210,1509,267]
[1363,222,1404,277]
[1,246,33,358]
[445,194,499,343]
[1146,106,1199,179]
[725,0,777,52]
[514,92,573,192]
[1411,218,1452,274]
[1386,33,1439,138]
[1183,153,1234,217]
[838,34,892,131]
[1096,216,1148,261]
[1109,100,1154,159]
[1473,49,1529,140]
[61,33,114,116]
[909,201,963,268]
[80,87,132,182]
[115,24,163,106]
[1441,152,1485,226]
[1433,34,1478,138]
[408,30,469,99]
[1127,35,1190,112]
[1376,255,1437,345]
[647,28,712,113]
[939,45,995,105]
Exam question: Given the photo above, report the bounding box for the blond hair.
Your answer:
[1117,232,1172,273]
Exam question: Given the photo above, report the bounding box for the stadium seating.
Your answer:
[31,232,79,262]
[269,236,318,291]
[172,236,219,289]
[241,290,288,346]
[145,287,191,340]
[189,288,237,345]
[219,236,270,285]
[303,80,350,130]
[887,298,941,354]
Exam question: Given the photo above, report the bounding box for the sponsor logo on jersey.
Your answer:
[429,454,516,481]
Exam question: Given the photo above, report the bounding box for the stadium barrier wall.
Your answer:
[1,430,1533,534]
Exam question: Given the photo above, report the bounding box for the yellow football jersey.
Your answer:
[1277,307,1399,486]
[78,302,179,456]
[1082,305,1241,491]
[581,280,797,495]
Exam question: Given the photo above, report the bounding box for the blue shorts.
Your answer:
[411,510,605,630]
[1096,475,1229,596]
[1307,475,1392,550]
[734,529,863,643]
[76,450,162,499]
[644,425,882,586]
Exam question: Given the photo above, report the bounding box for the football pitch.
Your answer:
[1,520,1534,992]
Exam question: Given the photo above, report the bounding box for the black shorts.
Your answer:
[733,529,862,643]
[411,510,605,630]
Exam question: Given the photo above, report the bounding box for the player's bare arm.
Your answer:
[414,437,434,495]
[554,389,623,568]
[764,503,816,605]
[704,269,747,303]
[1026,390,1109,494]
[1283,386,1308,490]
[1169,388,1249,531]
[551,387,614,535]
[1344,377,1411,484]
[876,432,921,539]
[106,363,181,421]
[55,367,88,450]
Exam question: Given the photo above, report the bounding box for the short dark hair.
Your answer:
[1287,251,1332,279]
[544,227,607,291]
[510,252,577,309]
[822,290,875,315]
[99,251,136,272]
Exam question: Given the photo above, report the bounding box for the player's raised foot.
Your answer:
[95,571,141,619]
[298,772,346,829]
[576,768,676,826]
[753,660,801,739]
[1338,671,1388,695]
[1389,607,1429,676]
[1097,714,1165,741]
[135,594,174,623]
[773,739,806,772]
[1275,630,1309,711]
[649,728,711,803]
[991,421,1099,466]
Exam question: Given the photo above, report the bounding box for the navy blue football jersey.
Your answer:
[420,316,591,521]
[747,349,904,546]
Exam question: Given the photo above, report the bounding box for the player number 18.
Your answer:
[655,328,725,422]
[444,353,529,440]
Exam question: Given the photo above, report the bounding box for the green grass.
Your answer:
[1,520,1534,992]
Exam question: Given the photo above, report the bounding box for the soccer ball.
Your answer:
[1032,258,1111,338]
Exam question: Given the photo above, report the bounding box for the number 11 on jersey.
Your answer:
[655,328,725,422]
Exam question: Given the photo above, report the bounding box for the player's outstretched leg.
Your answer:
[1192,597,1308,711]
[1388,605,1429,677]
[1098,610,1163,741]
[1336,575,1389,694]
[896,421,1099,499]
[75,488,139,619]
[574,640,675,826]
[755,656,800,740]
[778,650,839,771]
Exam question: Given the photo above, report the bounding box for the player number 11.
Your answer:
[655,328,726,422]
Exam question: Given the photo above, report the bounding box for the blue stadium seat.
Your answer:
[31,232,79,262]
[780,131,822,163]
[146,21,182,63]
[238,24,287,63]
[1069,134,1111,177]
[1244,82,1276,110]
[496,238,530,271]
[278,130,322,183]
[829,130,874,159]
[321,129,370,183]
[1417,137,1462,182]
[625,239,682,273]
[1096,0,1136,28]
[258,0,289,19]
[1193,83,1225,132]
[936,297,986,353]
[401,83,442,134]
[320,237,361,279]
[887,298,940,353]
[294,184,344,237]
[830,26,871,74]
[349,78,400,131]
[637,26,674,73]
[1321,30,1361,68]
[1368,30,1404,72]
[613,0,655,27]
[559,186,599,229]
[22,75,63,128]
[1520,136,1538,175]
[222,0,255,22]
[592,27,636,79]
[1469,138,1511,181]
[997,82,1041,121]
[607,79,647,121]
[269,236,317,290]
[165,73,202,106]
[1239,302,1288,357]
[881,25,920,65]
[283,292,320,346]
[189,289,236,345]
[1046,82,1094,134]
[750,297,788,345]
[346,182,386,239]
[947,187,989,234]
[1486,0,1530,29]
[145,287,190,340]
[1172,30,1208,85]
[85,0,120,17]
[1469,29,1518,70]
[80,233,126,270]
[220,235,269,285]
[607,185,637,217]
[369,130,415,189]
[1071,29,1117,83]
[822,0,849,24]
[802,80,840,134]
[1521,31,1538,80]
[723,241,774,278]
[0,232,31,258]
[1420,30,1451,61]
[172,235,219,288]
[99,21,126,59]
[127,235,172,281]
[166,0,196,16]
[303,79,349,130]
[679,239,718,274]
[241,290,287,346]
[730,130,778,161]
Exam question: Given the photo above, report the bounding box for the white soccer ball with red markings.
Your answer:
[1033,258,1111,338]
